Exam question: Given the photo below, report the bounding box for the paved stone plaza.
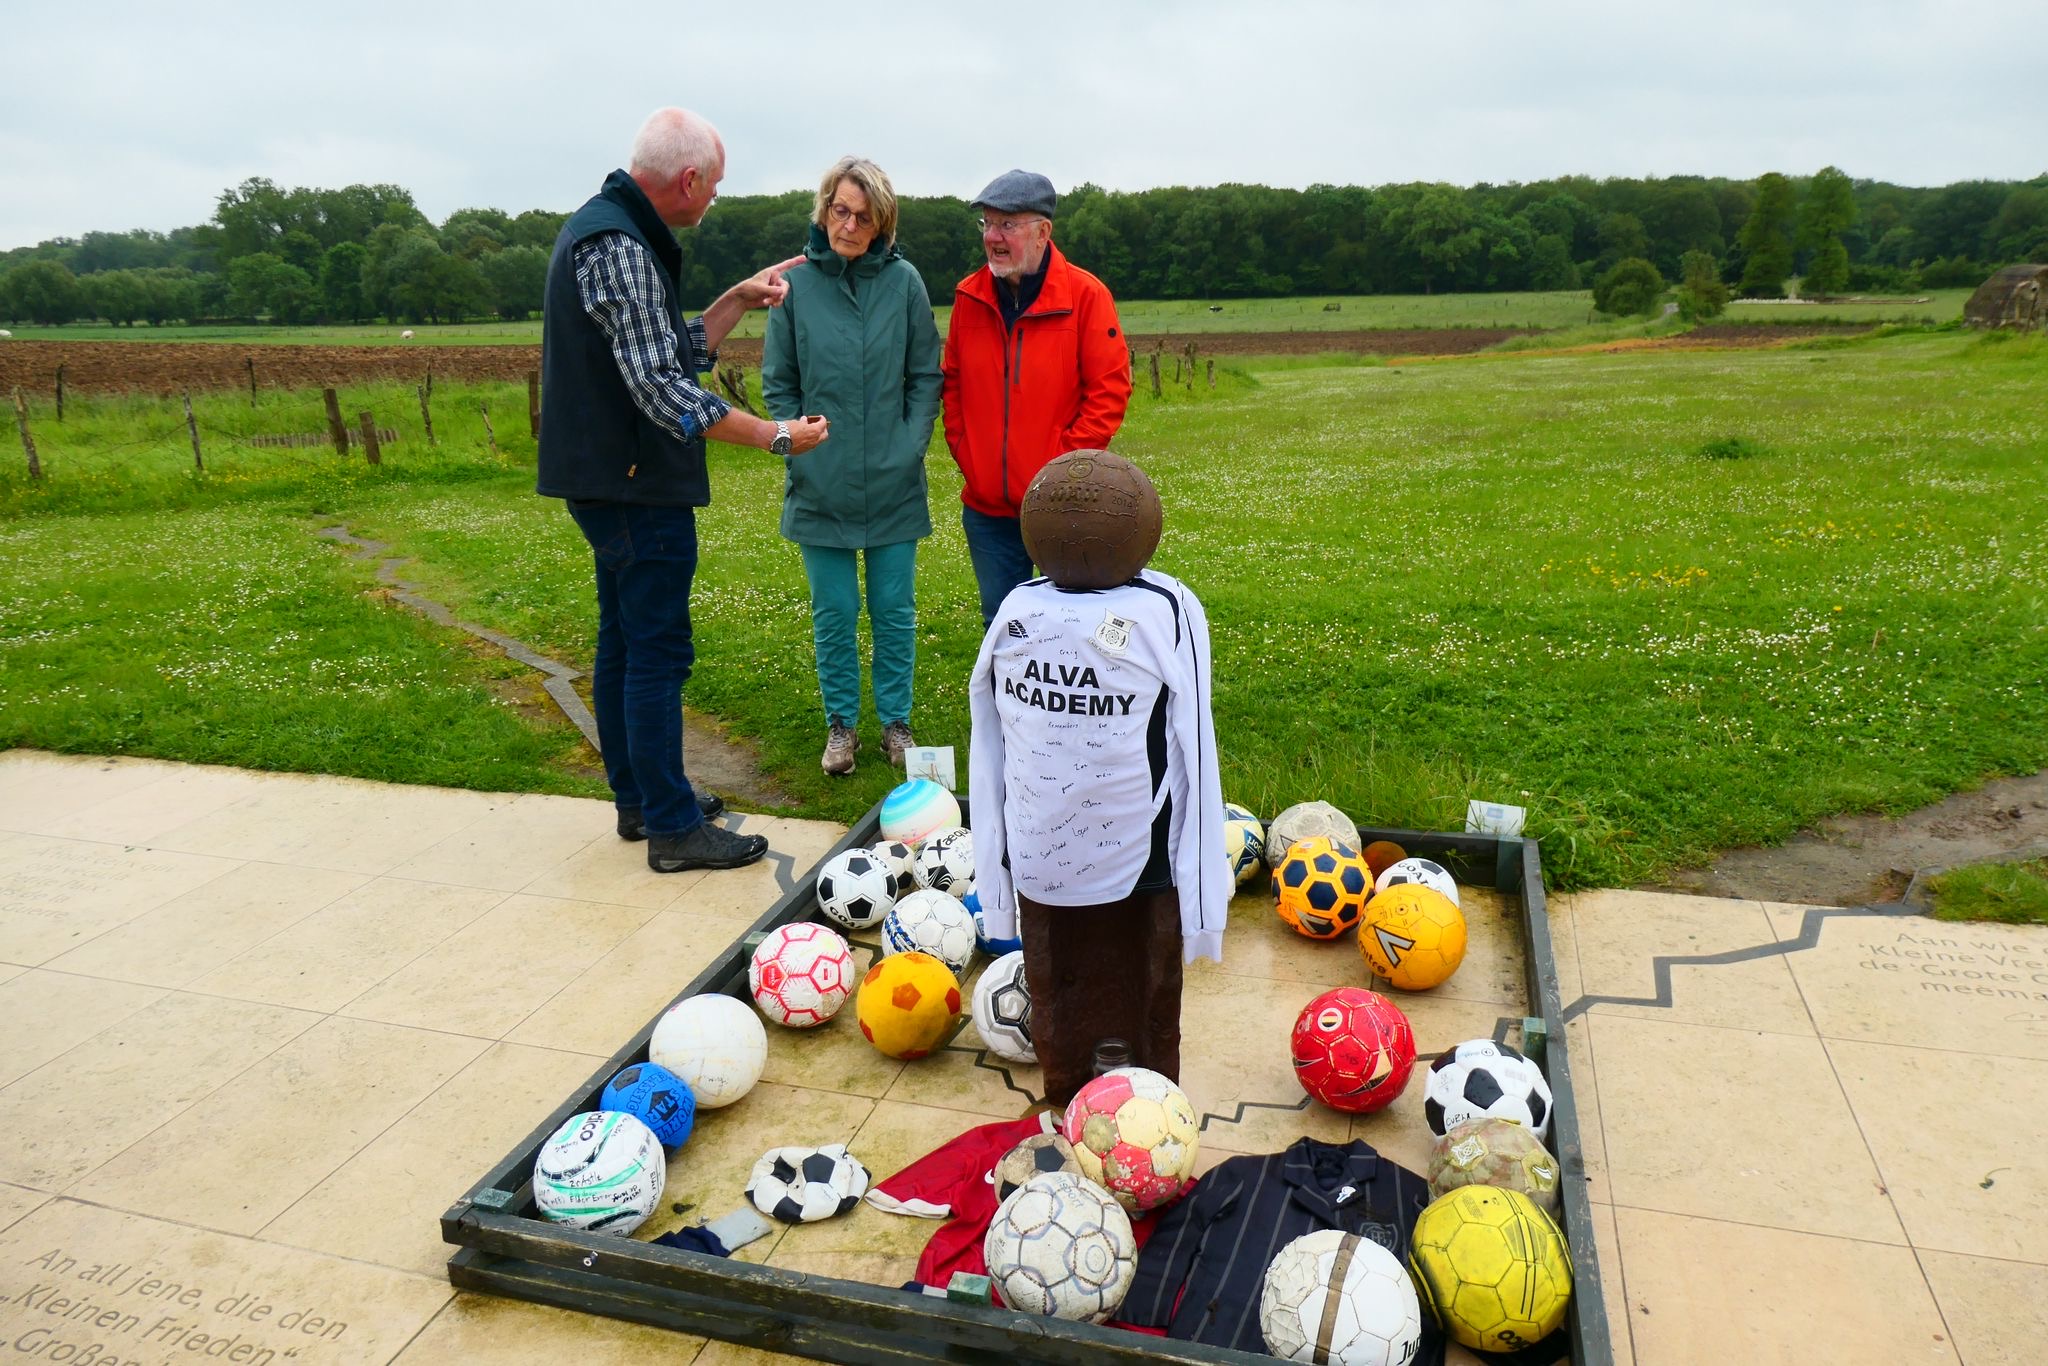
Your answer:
[1,750,2043,1364]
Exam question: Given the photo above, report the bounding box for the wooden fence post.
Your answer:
[527,370,541,437]
[1148,351,1162,399]
[424,365,433,403]
[1207,358,1215,388]
[323,388,348,455]
[418,385,436,446]
[245,356,257,407]
[183,390,203,471]
[480,401,499,458]
[356,412,382,465]
[54,365,64,422]
[12,388,40,480]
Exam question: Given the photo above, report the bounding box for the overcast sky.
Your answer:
[4,1,2042,249]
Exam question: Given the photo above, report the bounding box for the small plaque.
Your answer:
[1465,799,1527,837]
[906,745,957,792]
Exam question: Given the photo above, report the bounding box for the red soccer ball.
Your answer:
[1290,987,1417,1113]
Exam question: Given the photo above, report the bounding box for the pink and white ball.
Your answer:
[1062,1066,1201,1213]
[748,922,855,1027]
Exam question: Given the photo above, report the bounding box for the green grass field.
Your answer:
[4,329,2043,888]
[2,286,1969,347]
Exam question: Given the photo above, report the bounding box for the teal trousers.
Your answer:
[798,540,917,727]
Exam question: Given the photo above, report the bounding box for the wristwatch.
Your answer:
[769,421,793,456]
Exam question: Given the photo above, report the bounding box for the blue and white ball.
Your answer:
[915,826,976,900]
[884,888,978,975]
[600,1061,696,1148]
[1224,802,1265,887]
[880,779,961,846]
[968,890,1023,957]
[533,1110,666,1234]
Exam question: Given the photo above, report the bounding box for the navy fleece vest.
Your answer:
[535,170,710,506]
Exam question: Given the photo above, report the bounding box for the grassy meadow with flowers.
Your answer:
[3,324,2044,887]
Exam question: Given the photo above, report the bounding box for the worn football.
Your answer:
[1376,856,1461,908]
[970,949,1035,1063]
[748,921,854,1027]
[532,1111,665,1235]
[1272,836,1372,939]
[1260,1228,1424,1366]
[1063,1066,1200,1213]
[1430,1117,1563,1217]
[1017,449,1163,590]
[1423,1039,1553,1141]
[1264,800,1361,868]
[815,847,899,932]
[1290,987,1417,1114]
[1360,884,1468,991]
[1408,1186,1572,1354]
[914,826,977,900]
[983,1172,1138,1322]
[995,1132,1084,1203]
[854,950,962,1060]
[883,888,978,974]
[1223,801,1266,887]
[647,993,766,1109]
[746,1143,869,1224]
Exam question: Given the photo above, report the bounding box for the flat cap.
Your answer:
[971,169,1057,218]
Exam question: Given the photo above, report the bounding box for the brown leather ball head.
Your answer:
[1018,450,1163,590]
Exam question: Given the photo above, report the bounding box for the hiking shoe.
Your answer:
[881,721,916,767]
[617,795,725,841]
[647,821,768,872]
[822,721,859,776]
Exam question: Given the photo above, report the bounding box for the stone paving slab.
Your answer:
[3,749,2046,1365]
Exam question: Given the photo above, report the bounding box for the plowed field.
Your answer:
[0,324,1873,397]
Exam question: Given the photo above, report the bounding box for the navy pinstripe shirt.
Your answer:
[1121,1138,1443,1361]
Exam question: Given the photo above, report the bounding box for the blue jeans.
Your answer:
[799,540,917,727]
[961,506,1038,627]
[566,501,705,838]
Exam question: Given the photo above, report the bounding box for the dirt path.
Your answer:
[1650,771,2048,905]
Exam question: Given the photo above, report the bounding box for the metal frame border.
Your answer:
[442,807,1609,1365]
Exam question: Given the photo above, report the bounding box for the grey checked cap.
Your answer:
[971,170,1057,218]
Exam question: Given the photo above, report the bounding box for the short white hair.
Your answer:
[629,107,721,182]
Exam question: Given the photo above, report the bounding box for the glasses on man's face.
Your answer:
[827,203,874,230]
[978,216,1042,237]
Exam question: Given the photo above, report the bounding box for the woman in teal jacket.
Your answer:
[763,157,944,775]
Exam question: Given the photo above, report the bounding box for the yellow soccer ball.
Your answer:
[1360,884,1467,990]
[1408,1185,1572,1353]
[855,951,961,1060]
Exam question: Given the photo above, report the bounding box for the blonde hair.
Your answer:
[813,157,899,245]
[629,107,721,183]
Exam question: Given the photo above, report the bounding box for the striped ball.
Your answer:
[880,779,962,846]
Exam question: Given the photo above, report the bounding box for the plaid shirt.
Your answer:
[573,231,731,440]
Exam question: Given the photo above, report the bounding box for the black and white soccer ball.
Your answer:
[816,847,899,931]
[869,839,918,889]
[1375,856,1461,908]
[994,1132,1082,1203]
[914,826,977,900]
[971,950,1035,1063]
[745,1143,869,1224]
[1423,1039,1553,1142]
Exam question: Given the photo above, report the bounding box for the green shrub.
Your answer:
[1593,257,1666,317]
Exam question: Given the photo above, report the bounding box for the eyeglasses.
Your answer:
[978,216,1043,236]
[827,203,874,230]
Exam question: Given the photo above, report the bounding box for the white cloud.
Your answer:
[3,0,2042,248]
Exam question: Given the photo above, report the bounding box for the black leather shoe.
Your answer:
[618,796,725,841]
[648,821,768,872]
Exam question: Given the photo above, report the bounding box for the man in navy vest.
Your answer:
[539,107,830,873]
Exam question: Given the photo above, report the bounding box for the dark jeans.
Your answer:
[566,500,705,838]
[1019,889,1183,1107]
[960,505,1037,627]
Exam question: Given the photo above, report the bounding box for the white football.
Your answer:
[816,847,899,931]
[746,1143,869,1224]
[915,826,977,900]
[748,922,854,1027]
[971,950,1035,1063]
[1264,800,1360,868]
[884,889,977,974]
[984,1172,1137,1322]
[1423,1039,1553,1141]
[1375,856,1460,907]
[869,839,918,889]
[1259,1228,1423,1365]
[648,994,766,1109]
[532,1110,665,1235]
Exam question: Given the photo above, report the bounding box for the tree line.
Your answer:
[3,168,2044,327]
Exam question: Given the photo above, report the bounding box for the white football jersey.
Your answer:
[968,570,1227,963]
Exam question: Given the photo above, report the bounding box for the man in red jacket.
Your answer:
[942,170,1134,624]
